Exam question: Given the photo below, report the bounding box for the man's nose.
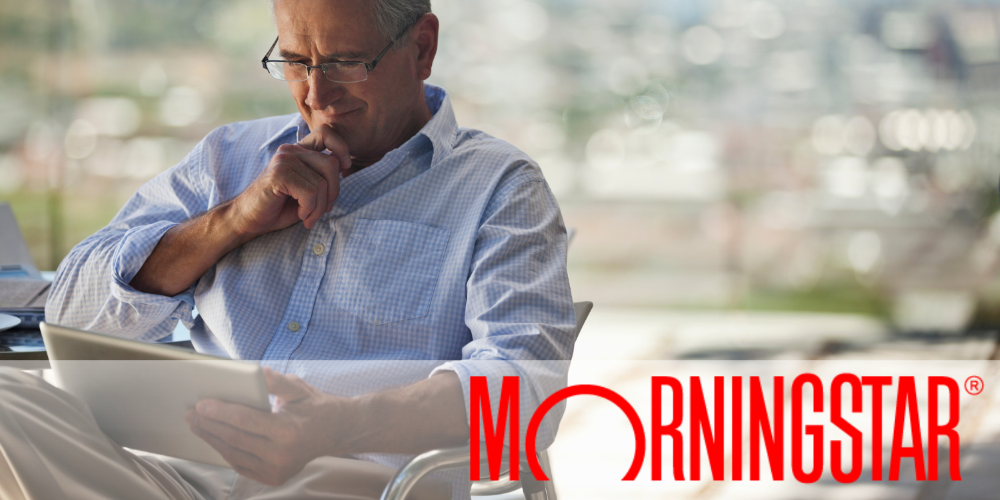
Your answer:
[305,68,345,111]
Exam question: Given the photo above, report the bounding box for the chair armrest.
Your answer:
[380,444,554,499]
[380,445,472,500]
[471,475,522,496]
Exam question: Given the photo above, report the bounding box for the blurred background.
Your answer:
[2,0,1000,343]
[6,2,1000,497]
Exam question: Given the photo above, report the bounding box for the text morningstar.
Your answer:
[469,374,962,483]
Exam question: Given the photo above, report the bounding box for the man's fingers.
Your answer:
[297,128,325,152]
[265,369,312,403]
[298,124,351,171]
[196,430,268,483]
[294,150,340,211]
[273,162,326,227]
[274,145,338,223]
[305,176,327,229]
[189,418,265,473]
[195,399,274,437]
[187,410,271,457]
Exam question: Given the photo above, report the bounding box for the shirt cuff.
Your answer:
[109,221,196,322]
[432,360,522,425]
[432,358,568,454]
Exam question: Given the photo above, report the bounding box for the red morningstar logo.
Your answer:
[470,374,963,483]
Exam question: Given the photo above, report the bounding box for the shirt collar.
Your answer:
[418,83,457,167]
[258,84,458,167]
[258,115,305,153]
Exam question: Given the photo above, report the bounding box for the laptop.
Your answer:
[40,322,271,468]
[0,203,48,328]
[0,202,40,280]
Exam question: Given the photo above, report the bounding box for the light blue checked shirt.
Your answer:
[47,84,575,497]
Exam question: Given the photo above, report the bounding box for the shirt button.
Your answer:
[312,243,325,256]
[372,319,381,326]
[288,321,300,332]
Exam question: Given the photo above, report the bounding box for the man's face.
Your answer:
[273,0,428,160]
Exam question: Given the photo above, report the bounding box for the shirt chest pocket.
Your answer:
[333,219,450,325]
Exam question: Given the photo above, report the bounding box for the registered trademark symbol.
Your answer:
[966,376,984,395]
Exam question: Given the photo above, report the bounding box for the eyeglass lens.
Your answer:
[265,61,369,83]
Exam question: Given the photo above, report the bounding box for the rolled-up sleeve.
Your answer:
[46,140,214,341]
[433,166,576,455]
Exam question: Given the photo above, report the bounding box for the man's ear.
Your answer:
[413,13,439,81]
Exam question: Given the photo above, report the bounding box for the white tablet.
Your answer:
[39,322,270,468]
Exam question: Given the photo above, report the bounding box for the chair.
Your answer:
[380,301,594,500]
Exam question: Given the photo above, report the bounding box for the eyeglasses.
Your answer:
[260,27,408,84]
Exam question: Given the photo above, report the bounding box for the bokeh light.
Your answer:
[1,0,997,334]
[681,25,724,65]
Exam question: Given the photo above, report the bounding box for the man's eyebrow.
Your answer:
[277,49,369,60]
[277,49,308,59]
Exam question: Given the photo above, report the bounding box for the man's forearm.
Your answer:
[336,371,469,455]
[130,201,252,297]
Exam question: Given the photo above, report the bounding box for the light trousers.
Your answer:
[0,368,449,500]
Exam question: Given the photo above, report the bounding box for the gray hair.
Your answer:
[267,0,431,42]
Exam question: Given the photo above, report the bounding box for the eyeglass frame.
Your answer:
[260,24,411,83]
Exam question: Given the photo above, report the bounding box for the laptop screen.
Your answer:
[0,203,39,279]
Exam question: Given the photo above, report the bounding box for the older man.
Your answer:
[7,0,575,499]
